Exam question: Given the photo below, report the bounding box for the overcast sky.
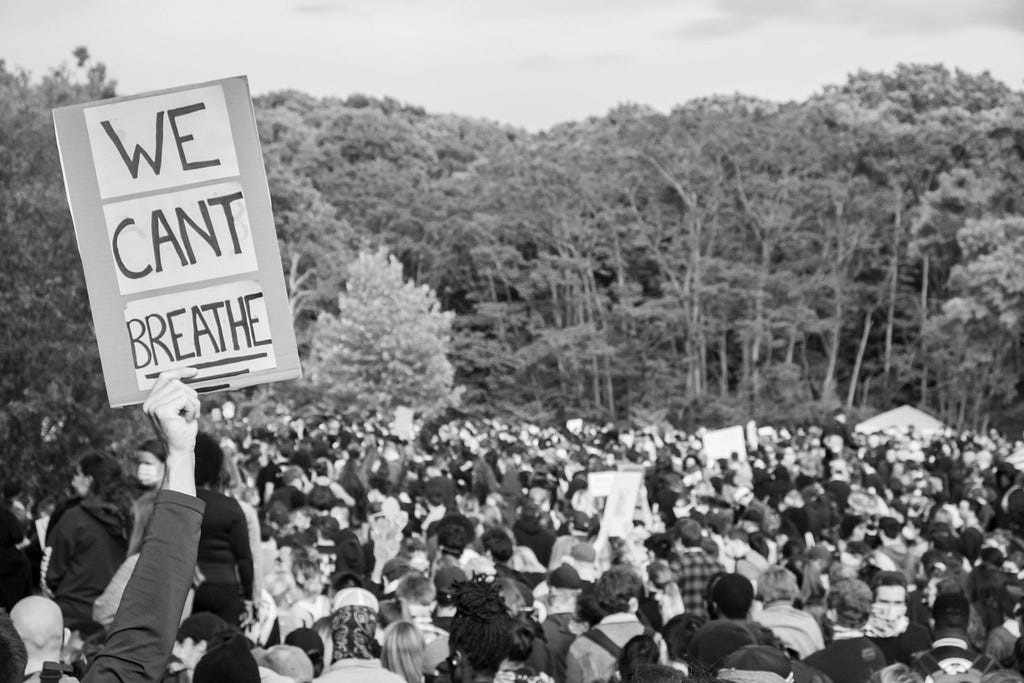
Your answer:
[2,0,1022,130]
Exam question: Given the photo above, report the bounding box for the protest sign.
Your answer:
[391,406,416,442]
[598,470,643,539]
[702,425,747,462]
[54,76,300,406]
[587,471,616,498]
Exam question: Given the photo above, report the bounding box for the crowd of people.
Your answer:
[4,394,1024,683]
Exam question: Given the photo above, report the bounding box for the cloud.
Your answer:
[675,0,1024,39]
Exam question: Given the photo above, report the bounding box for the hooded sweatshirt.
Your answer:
[514,516,556,567]
[46,496,128,627]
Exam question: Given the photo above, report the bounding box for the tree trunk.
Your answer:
[883,193,901,398]
[720,330,729,398]
[846,310,872,410]
[821,297,843,404]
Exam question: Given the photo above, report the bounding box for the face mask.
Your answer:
[137,462,164,487]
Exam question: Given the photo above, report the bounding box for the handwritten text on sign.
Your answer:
[83,85,239,199]
[102,181,257,294]
[125,280,277,391]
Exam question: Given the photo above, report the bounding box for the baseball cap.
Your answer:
[284,627,324,666]
[434,566,468,597]
[549,564,587,590]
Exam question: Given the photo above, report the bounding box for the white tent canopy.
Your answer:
[854,404,946,437]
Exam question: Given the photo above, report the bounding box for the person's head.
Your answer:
[329,588,380,660]
[869,663,925,683]
[757,567,799,605]
[718,644,793,683]
[258,645,315,683]
[0,608,28,683]
[292,557,325,597]
[285,627,326,678]
[493,577,529,616]
[709,574,754,620]
[395,574,436,620]
[871,572,908,609]
[686,620,757,673]
[192,632,260,683]
[662,614,705,665]
[448,577,514,679]
[10,596,66,676]
[931,592,971,634]
[827,579,874,630]
[481,527,514,563]
[380,620,425,683]
[74,451,123,499]
[434,566,468,610]
[134,438,167,489]
[618,634,661,683]
[194,431,226,488]
[675,519,703,549]
[595,566,644,616]
[507,614,540,664]
[173,612,231,676]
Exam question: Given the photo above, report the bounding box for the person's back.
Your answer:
[566,567,649,683]
[803,579,885,683]
[910,593,999,682]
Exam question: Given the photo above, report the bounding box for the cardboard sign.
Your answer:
[391,406,416,442]
[599,471,643,539]
[54,77,300,406]
[702,425,747,462]
[587,471,616,498]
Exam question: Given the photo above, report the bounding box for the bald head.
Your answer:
[11,596,64,659]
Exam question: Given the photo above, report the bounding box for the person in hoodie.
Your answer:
[45,452,132,632]
[514,502,557,568]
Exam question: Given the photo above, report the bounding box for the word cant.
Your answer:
[111,190,245,280]
[128,292,271,370]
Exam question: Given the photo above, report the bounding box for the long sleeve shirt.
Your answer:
[84,490,205,682]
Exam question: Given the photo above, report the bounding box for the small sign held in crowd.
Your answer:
[702,425,747,462]
[54,76,300,406]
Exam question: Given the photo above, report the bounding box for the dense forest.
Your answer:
[2,54,1023,487]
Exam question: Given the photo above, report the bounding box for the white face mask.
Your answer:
[137,462,164,487]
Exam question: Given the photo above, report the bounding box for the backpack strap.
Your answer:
[912,651,941,678]
[583,628,622,659]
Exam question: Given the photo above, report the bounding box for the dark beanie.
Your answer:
[193,634,260,683]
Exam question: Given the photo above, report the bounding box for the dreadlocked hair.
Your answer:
[449,576,513,674]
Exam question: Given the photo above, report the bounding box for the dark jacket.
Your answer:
[195,488,254,598]
[46,496,128,628]
[84,490,205,682]
[513,517,556,567]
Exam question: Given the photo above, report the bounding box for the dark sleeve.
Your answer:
[45,513,77,592]
[228,498,254,600]
[84,490,205,683]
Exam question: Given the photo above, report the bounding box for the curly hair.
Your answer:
[449,576,513,674]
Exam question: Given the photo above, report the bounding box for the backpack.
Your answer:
[582,625,656,659]
[912,650,999,683]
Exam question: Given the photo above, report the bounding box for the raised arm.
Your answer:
[84,369,206,682]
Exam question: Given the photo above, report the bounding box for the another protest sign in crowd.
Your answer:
[4,396,1024,683]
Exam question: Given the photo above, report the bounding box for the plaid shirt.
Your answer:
[677,547,723,619]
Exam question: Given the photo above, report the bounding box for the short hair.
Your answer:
[662,614,705,663]
[618,634,661,683]
[675,519,703,548]
[828,579,874,628]
[291,558,322,587]
[710,574,754,619]
[595,566,644,615]
[757,566,800,603]
[395,574,435,607]
[868,663,924,683]
[481,527,514,563]
[0,609,28,683]
[871,571,908,596]
[137,438,168,462]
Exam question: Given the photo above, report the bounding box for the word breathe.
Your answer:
[127,291,271,370]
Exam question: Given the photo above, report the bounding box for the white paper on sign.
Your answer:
[600,471,643,539]
[702,425,747,462]
[391,406,416,442]
[588,471,615,497]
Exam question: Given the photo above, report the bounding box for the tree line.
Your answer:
[1,55,1022,491]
